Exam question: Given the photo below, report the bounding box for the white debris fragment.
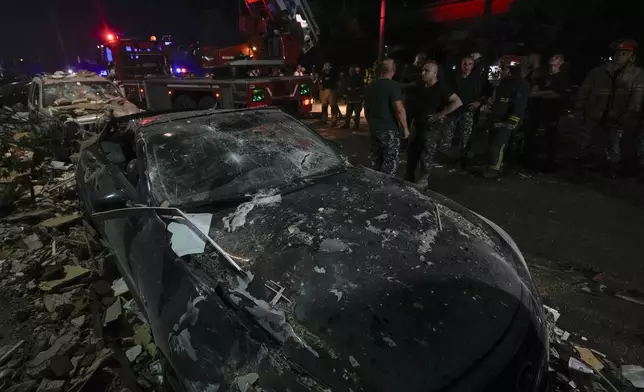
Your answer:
[314,266,326,274]
[222,189,282,232]
[382,335,397,347]
[413,211,431,223]
[319,238,348,253]
[237,373,260,392]
[622,365,644,388]
[329,289,343,302]
[374,214,389,221]
[349,356,360,367]
[126,345,143,362]
[111,277,129,297]
[544,305,561,323]
[417,229,438,254]
[568,357,594,374]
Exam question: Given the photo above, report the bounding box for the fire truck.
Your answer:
[97,0,319,115]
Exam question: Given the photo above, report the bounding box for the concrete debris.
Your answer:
[22,233,44,250]
[125,345,143,363]
[103,297,122,326]
[621,365,644,388]
[111,277,129,297]
[0,119,165,392]
[545,304,643,391]
[236,372,259,392]
[38,265,90,292]
[0,340,25,366]
[39,214,81,229]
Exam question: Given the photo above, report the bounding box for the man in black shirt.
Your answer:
[406,61,463,186]
[445,55,487,160]
[319,62,339,126]
[343,65,365,129]
[364,59,409,175]
[523,54,569,171]
[401,52,427,128]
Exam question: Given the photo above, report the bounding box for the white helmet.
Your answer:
[470,52,483,62]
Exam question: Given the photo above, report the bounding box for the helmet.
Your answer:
[611,38,638,52]
[499,55,521,68]
[470,52,483,61]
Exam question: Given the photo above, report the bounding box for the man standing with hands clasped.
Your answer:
[406,61,463,186]
[364,59,409,175]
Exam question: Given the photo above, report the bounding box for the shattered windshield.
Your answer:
[43,81,122,107]
[144,110,345,206]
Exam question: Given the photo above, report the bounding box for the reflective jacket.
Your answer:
[488,76,530,124]
[575,62,644,123]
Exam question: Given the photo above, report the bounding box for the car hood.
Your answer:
[183,168,543,391]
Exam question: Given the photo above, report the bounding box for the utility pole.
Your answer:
[378,0,386,60]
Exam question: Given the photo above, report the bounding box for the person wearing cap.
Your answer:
[483,56,531,179]
[523,54,570,171]
[574,38,644,177]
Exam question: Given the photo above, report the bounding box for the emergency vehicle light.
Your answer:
[150,35,157,41]
[300,84,310,95]
[106,33,116,42]
[252,88,265,103]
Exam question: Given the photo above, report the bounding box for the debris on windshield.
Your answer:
[622,365,644,388]
[222,189,282,232]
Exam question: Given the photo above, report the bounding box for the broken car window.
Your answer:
[43,81,123,107]
[143,111,345,206]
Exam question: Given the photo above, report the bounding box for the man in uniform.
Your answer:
[343,65,365,129]
[574,39,644,177]
[445,55,487,162]
[484,56,531,179]
[319,62,339,126]
[523,54,569,171]
[364,59,409,175]
[406,61,463,186]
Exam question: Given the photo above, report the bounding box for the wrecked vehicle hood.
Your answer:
[182,167,545,391]
[48,99,141,123]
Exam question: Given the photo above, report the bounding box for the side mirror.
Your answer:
[92,188,129,212]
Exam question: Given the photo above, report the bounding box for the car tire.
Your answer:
[173,95,197,110]
[197,96,219,110]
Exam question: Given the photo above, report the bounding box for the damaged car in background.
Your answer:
[28,70,140,131]
[76,107,548,392]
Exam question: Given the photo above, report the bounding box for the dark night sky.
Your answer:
[1,0,240,71]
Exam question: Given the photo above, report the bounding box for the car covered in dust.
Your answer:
[76,108,548,392]
[28,70,140,129]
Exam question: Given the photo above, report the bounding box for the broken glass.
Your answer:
[143,111,345,206]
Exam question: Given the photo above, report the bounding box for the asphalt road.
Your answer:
[303,116,644,365]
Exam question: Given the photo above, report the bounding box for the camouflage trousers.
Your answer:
[405,118,454,181]
[370,129,400,175]
[443,111,475,153]
[576,121,624,164]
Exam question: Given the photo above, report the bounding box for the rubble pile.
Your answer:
[545,305,644,391]
[0,162,162,391]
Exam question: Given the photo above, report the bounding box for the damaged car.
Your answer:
[28,70,140,130]
[76,107,549,392]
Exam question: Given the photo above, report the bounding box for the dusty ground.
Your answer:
[304,116,644,366]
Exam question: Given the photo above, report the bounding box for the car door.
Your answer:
[77,140,140,293]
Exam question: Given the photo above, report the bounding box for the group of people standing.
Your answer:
[361,37,644,184]
[364,52,530,183]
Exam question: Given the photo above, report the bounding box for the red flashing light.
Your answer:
[303,99,311,106]
[106,33,116,42]
[181,68,187,74]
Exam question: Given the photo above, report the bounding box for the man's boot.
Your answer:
[416,173,430,188]
[353,119,360,130]
[342,120,350,129]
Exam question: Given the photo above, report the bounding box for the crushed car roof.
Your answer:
[36,70,108,84]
